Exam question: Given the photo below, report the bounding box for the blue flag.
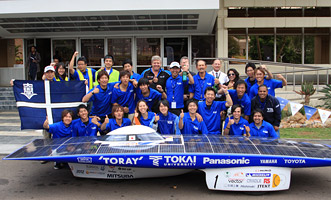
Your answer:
[276,96,289,111]
[13,80,86,130]
[304,105,317,120]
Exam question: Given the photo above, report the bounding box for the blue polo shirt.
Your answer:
[105,118,131,132]
[249,121,278,138]
[131,72,141,81]
[111,82,135,114]
[198,101,227,134]
[139,112,156,128]
[72,118,98,137]
[189,73,214,101]
[88,83,115,117]
[135,88,162,111]
[180,112,208,135]
[49,121,73,138]
[166,75,188,109]
[245,77,256,94]
[249,78,283,99]
[224,116,249,136]
[228,89,251,116]
[157,112,180,134]
[73,68,96,82]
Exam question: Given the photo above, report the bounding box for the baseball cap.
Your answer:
[169,61,180,68]
[44,66,55,73]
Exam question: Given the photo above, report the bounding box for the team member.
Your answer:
[226,80,251,120]
[198,87,232,134]
[189,60,215,101]
[111,70,135,120]
[140,55,171,91]
[82,70,115,129]
[224,68,240,90]
[245,63,273,94]
[72,104,100,137]
[223,104,250,136]
[54,62,69,81]
[251,85,281,132]
[133,100,157,128]
[69,51,96,90]
[249,109,278,138]
[179,99,208,135]
[94,55,119,85]
[100,105,131,133]
[123,59,140,82]
[156,99,180,135]
[135,78,165,113]
[249,67,287,99]
[180,56,196,110]
[165,61,194,116]
[43,65,57,81]
[208,59,228,101]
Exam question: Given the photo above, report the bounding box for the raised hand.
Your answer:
[180,109,184,119]
[104,115,109,124]
[93,87,100,94]
[156,85,163,93]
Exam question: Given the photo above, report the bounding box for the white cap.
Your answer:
[169,61,180,68]
[44,66,55,73]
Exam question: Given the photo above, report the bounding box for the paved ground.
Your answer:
[0,156,330,200]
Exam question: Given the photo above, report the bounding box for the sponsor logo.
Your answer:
[267,108,274,112]
[106,173,134,179]
[77,157,92,164]
[284,159,306,164]
[203,157,250,165]
[246,173,271,177]
[99,156,143,165]
[150,156,163,166]
[264,178,270,184]
[86,165,99,170]
[240,185,255,188]
[246,179,262,183]
[85,170,106,175]
[163,156,196,166]
[260,159,277,164]
[21,83,37,99]
[76,170,84,174]
[177,82,182,85]
[167,121,173,124]
[273,174,281,188]
[233,172,245,177]
[257,184,270,188]
[213,111,217,114]
[228,178,244,184]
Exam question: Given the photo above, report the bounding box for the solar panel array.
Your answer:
[6,135,331,159]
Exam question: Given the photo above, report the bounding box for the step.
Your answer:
[0,96,15,100]
[0,87,13,91]
[0,91,14,96]
[0,101,17,106]
[0,105,18,111]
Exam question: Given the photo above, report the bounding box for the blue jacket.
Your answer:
[251,94,281,127]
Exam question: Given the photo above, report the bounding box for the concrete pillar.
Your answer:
[216,0,228,58]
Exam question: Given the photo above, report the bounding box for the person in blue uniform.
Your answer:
[72,104,100,137]
[227,80,251,120]
[249,109,278,138]
[249,67,287,99]
[165,61,194,116]
[133,100,157,128]
[156,99,180,134]
[198,87,233,134]
[189,60,215,101]
[123,59,140,82]
[179,99,208,134]
[111,70,136,120]
[82,70,115,132]
[244,63,273,94]
[223,104,250,136]
[135,78,165,113]
[101,105,131,133]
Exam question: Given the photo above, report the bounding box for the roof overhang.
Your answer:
[0,0,219,38]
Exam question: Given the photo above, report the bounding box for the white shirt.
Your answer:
[208,70,229,85]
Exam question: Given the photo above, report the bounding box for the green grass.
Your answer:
[280,128,331,139]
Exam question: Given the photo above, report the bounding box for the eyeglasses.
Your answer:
[228,73,235,76]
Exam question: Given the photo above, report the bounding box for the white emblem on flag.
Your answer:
[21,83,37,99]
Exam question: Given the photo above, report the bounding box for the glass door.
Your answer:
[164,38,188,65]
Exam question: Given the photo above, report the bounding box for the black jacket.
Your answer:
[251,94,281,127]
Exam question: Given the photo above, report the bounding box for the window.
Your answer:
[191,36,215,64]
[52,40,75,65]
[108,38,131,66]
[81,39,104,66]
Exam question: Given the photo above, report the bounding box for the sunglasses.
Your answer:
[228,73,235,76]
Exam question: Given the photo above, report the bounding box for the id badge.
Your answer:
[171,102,176,109]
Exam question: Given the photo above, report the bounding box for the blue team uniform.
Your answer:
[249,121,278,138]
[111,82,135,114]
[139,112,156,128]
[157,112,180,134]
[249,78,283,99]
[88,83,115,117]
[244,77,256,94]
[228,89,251,116]
[72,118,98,137]
[180,112,208,134]
[105,118,131,132]
[73,68,96,82]
[166,75,188,109]
[49,121,73,138]
[224,116,249,136]
[197,101,227,134]
[131,72,140,81]
[135,88,162,111]
[189,73,214,101]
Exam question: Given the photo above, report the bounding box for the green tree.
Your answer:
[228,36,240,58]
